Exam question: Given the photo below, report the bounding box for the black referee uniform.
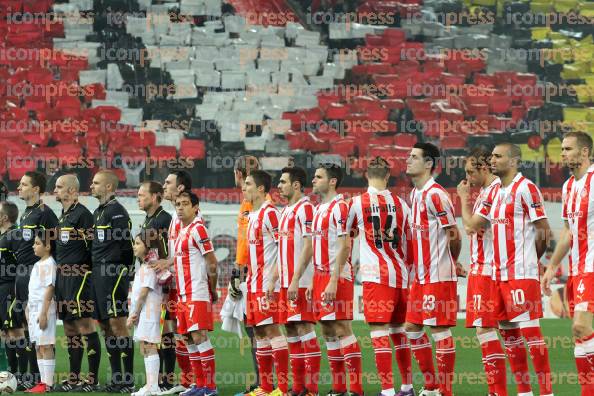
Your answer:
[14,201,58,315]
[91,196,134,321]
[55,201,94,321]
[0,225,19,330]
[140,205,171,257]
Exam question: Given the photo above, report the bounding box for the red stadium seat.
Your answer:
[179,139,206,160]
[393,134,417,148]
[325,103,349,120]
[150,145,177,161]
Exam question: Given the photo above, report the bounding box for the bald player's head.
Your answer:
[54,174,80,204]
[491,143,521,177]
[91,170,119,201]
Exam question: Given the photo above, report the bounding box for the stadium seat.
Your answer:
[150,145,178,161]
[179,139,206,160]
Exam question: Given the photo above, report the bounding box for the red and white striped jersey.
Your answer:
[562,164,594,276]
[173,217,214,302]
[312,194,352,281]
[409,178,457,284]
[469,178,501,277]
[168,210,203,260]
[278,196,314,288]
[479,172,547,281]
[247,201,280,293]
[347,187,412,288]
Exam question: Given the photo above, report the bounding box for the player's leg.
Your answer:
[369,322,396,395]
[320,321,347,395]
[498,321,532,395]
[285,322,305,395]
[405,282,438,394]
[296,321,320,395]
[388,323,412,396]
[7,327,28,388]
[187,327,216,394]
[332,320,363,396]
[573,310,594,394]
[518,319,552,396]
[253,325,274,394]
[428,325,455,396]
[62,321,83,385]
[263,323,289,395]
[135,341,160,396]
[475,327,507,396]
[159,319,178,392]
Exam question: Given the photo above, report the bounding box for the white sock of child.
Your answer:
[38,359,46,385]
[145,354,160,388]
[46,358,55,386]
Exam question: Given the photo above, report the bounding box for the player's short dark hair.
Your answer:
[24,171,47,194]
[281,167,307,189]
[0,201,18,224]
[250,170,272,193]
[0,181,7,202]
[367,157,390,179]
[172,171,192,193]
[141,181,164,203]
[317,163,343,188]
[413,142,441,172]
[176,191,200,206]
[135,229,167,260]
[234,155,260,179]
[467,147,492,169]
[565,131,593,156]
[495,142,521,160]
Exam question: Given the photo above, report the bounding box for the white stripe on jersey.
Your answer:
[247,201,280,293]
[470,178,500,277]
[562,164,594,275]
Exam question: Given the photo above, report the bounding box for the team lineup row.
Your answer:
[0,132,591,396]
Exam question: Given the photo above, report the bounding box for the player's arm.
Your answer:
[287,236,313,301]
[204,251,219,303]
[457,179,489,233]
[445,224,462,262]
[542,221,570,296]
[533,217,552,259]
[325,201,350,302]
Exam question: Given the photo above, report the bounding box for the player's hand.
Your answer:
[541,265,556,296]
[456,262,468,278]
[323,278,338,304]
[210,288,219,304]
[127,313,139,328]
[305,284,313,302]
[287,280,299,302]
[38,314,48,330]
[150,259,171,273]
[265,281,276,301]
[457,180,470,200]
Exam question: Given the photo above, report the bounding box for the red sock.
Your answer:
[287,336,305,393]
[433,330,455,396]
[521,325,552,395]
[341,335,363,394]
[256,340,274,393]
[407,331,437,390]
[198,340,216,389]
[500,328,532,394]
[371,331,394,392]
[390,327,412,386]
[176,341,193,387]
[326,340,347,393]
[478,331,508,396]
[187,345,204,388]
[576,333,594,395]
[271,336,289,393]
[301,332,321,393]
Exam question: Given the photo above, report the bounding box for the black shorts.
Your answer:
[91,263,130,321]
[0,283,22,330]
[13,274,30,326]
[55,264,95,321]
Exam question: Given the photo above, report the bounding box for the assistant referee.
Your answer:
[90,170,135,393]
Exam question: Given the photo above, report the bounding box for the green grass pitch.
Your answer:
[31,319,577,395]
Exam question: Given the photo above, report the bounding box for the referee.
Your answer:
[137,181,177,393]
[53,174,102,392]
[0,201,22,376]
[15,171,58,389]
[90,170,135,393]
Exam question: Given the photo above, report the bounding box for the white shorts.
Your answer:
[134,320,161,344]
[28,311,56,346]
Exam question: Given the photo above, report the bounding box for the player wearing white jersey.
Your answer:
[543,132,594,395]
[463,143,554,396]
[267,167,321,396]
[404,143,462,396]
[346,157,413,396]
